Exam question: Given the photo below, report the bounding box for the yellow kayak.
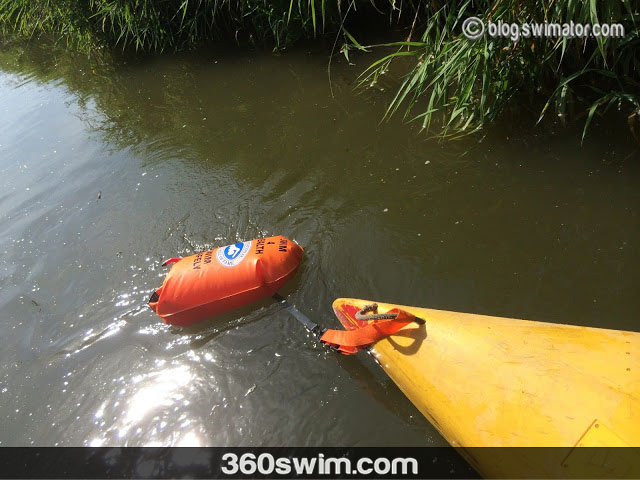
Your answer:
[332,298,640,478]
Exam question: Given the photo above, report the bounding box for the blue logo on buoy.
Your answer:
[224,243,244,260]
[216,240,252,267]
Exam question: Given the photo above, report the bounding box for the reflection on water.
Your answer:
[90,364,198,447]
[0,40,638,448]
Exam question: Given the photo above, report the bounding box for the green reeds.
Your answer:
[355,0,640,140]
[0,0,346,51]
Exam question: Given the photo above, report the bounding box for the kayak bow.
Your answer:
[332,298,640,478]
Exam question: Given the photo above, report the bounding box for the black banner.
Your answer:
[0,447,639,479]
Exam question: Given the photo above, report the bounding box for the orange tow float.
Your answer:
[149,235,303,326]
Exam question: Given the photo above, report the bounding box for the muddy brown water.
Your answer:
[0,41,638,449]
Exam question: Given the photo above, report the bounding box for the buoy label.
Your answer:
[216,241,252,267]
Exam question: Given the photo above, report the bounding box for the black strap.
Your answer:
[272,293,326,338]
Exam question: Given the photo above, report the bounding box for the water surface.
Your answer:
[0,42,638,448]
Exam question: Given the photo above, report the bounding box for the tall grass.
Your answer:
[355,0,640,140]
[0,0,351,51]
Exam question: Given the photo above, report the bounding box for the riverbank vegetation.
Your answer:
[0,0,638,140]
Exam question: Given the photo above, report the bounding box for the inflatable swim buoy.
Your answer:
[149,236,303,326]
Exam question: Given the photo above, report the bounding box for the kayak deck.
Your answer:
[333,298,640,477]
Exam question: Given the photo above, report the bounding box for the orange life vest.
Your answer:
[149,236,303,327]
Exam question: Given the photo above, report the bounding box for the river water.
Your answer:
[0,41,638,448]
